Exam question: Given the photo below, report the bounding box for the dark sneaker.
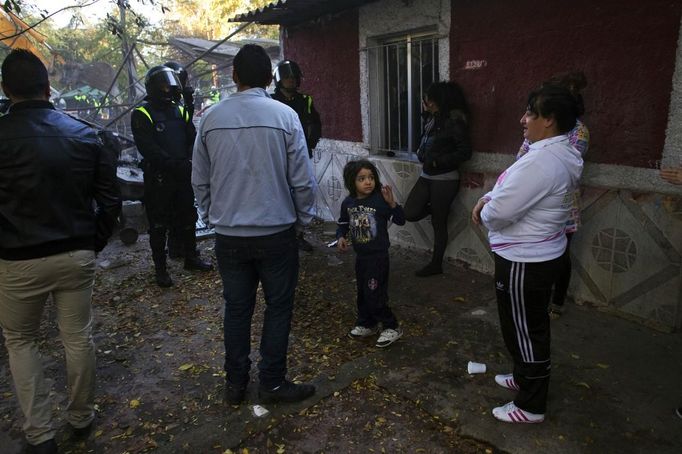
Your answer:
[258,380,315,404]
[224,381,247,405]
[70,422,93,439]
[155,269,173,288]
[415,264,442,277]
[184,256,214,271]
[26,438,58,454]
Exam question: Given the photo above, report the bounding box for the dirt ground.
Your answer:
[0,223,498,453]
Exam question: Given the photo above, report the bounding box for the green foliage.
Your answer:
[162,0,278,40]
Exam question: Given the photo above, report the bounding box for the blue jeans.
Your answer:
[215,226,299,389]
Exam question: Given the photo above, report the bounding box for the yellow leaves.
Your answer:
[570,353,580,360]
[453,296,466,303]
[178,363,194,371]
[129,398,141,408]
[575,381,591,389]
[276,445,286,454]
[596,363,610,369]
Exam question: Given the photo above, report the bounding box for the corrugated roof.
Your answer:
[230,0,378,26]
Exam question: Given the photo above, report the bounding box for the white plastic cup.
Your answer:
[467,361,486,374]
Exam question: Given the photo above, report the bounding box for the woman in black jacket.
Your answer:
[404,81,472,276]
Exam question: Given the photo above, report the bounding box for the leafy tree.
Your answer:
[162,0,277,40]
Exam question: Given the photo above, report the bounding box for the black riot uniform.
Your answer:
[163,61,195,259]
[131,66,212,287]
[271,60,322,252]
[272,60,321,158]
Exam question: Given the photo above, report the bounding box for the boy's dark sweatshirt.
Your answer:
[336,190,406,256]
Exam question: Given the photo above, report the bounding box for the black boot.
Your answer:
[181,227,213,271]
[184,255,213,271]
[155,266,174,287]
[415,262,443,277]
[150,227,173,287]
[167,228,184,259]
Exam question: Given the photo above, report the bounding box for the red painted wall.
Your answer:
[283,9,363,142]
[450,0,682,167]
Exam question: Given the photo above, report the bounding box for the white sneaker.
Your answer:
[495,373,520,391]
[376,328,403,348]
[348,325,379,339]
[492,401,544,423]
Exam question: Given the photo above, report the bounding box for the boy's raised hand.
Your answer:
[381,185,396,208]
[337,237,349,252]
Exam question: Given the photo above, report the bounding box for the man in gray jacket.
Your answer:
[192,44,317,405]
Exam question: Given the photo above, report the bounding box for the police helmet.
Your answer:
[144,66,181,102]
[274,60,302,88]
[164,61,188,88]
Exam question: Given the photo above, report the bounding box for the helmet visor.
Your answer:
[152,70,181,91]
[274,63,297,84]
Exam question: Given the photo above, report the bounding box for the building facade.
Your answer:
[236,0,682,331]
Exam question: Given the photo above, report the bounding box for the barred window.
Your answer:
[368,32,439,157]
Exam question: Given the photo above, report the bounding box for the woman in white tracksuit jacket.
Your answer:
[472,85,583,424]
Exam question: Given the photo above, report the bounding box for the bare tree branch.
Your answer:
[1,0,102,41]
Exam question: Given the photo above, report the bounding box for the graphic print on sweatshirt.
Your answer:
[348,205,378,244]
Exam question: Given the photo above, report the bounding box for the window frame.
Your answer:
[366,28,441,160]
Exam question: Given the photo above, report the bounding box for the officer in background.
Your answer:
[272,60,322,252]
[164,61,194,260]
[164,61,195,122]
[131,65,212,287]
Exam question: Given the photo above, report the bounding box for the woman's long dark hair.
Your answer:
[342,159,382,198]
[426,81,470,121]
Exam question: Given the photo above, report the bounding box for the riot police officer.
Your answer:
[272,60,322,251]
[131,65,212,287]
[164,61,195,259]
[272,60,321,157]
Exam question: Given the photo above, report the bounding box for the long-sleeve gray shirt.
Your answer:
[192,88,316,237]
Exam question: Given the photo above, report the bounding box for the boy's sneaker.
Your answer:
[494,373,520,391]
[348,325,379,339]
[376,328,403,348]
[492,401,544,423]
[258,380,315,404]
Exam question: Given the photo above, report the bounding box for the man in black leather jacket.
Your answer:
[131,66,212,288]
[0,49,121,454]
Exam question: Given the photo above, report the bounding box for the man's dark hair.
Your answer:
[1,49,49,98]
[233,44,272,88]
